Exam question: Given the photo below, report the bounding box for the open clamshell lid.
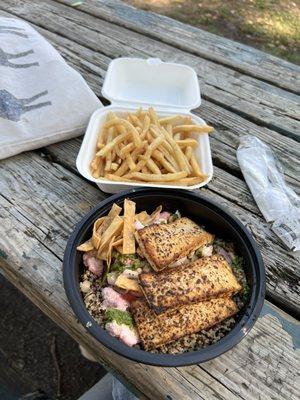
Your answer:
[102,57,201,111]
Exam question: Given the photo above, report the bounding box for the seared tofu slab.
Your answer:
[139,255,242,313]
[131,297,238,350]
[135,217,214,271]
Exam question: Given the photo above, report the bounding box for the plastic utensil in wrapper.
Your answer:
[237,136,300,252]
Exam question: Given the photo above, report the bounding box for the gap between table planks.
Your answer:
[0,151,299,400]
[1,0,300,141]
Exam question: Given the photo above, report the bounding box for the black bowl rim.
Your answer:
[63,188,265,367]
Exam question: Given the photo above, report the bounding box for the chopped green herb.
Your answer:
[231,256,244,272]
[111,253,146,272]
[168,210,181,223]
[105,308,133,328]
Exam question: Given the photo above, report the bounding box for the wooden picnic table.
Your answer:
[0,0,299,398]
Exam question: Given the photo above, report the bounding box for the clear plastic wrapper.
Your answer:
[237,136,300,251]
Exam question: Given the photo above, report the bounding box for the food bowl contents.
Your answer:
[90,107,214,186]
[77,199,249,354]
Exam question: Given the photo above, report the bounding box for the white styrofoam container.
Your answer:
[76,57,213,193]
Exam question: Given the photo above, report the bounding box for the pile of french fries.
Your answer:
[90,107,214,186]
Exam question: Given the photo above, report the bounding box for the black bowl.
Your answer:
[63,188,265,367]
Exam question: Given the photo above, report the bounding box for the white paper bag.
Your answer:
[0,17,102,159]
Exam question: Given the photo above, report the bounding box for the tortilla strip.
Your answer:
[97,215,123,258]
[131,297,238,350]
[139,255,242,313]
[106,235,115,268]
[92,217,106,249]
[123,199,136,254]
[135,217,214,271]
[145,205,162,225]
[135,211,149,224]
[115,275,142,294]
[76,239,94,252]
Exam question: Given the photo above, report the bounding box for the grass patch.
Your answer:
[125,0,300,65]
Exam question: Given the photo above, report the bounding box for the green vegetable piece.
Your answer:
[105,308,133,328]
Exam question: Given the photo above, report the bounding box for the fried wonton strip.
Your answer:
[116,245,124,254]
[97,215,124,257]
[123,199,136,254]
[94,203,122,250]
[76,239,94,252]
[112,238,123,247]
[135,211,149,224]
[115,275,142,294]
[145,205,162,225]
[92,217,106,249]
[106,235,115,268]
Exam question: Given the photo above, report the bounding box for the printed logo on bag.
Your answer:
[0,25,28,38]
[0,89,52,121]
[0,48,39,68]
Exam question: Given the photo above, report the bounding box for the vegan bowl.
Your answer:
[63,188,265,366]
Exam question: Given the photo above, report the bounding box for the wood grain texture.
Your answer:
[54,0,300,94]
[1,0,300,140]
[4,15,297,192]
[0,187,299,400]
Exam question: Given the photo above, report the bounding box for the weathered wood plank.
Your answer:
[55,0,300,95]
[6,16,298,191]
[0,188,299,400]
[1,0,299,140]
[0,149,299,315]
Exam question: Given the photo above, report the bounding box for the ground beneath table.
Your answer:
[0,275,106,400]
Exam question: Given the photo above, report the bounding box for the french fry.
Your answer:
[185,146,193,161]
[126,154,136,171]
[158,115,182,125]
[110,162,119,171]
[134,136,164,172]
[149,107,160,125]
[114,160,130,177]
[96,132,129,157]
[124,171,187,182]
[190,153,206,178]
[176,139,198,148]
[120,143,134,158]
[146,158,161,174]
[140,115,150,140]
[105,174,132,182]
[173,125,214,134]
[152,150,177,173]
